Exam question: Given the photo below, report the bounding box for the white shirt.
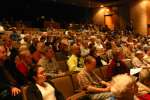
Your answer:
[36,82,56,100]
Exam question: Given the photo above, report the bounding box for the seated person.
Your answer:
[132,50,150,68]
[110,74,139,100]
[107,51,129,80]
[26,65,65,100]
[37,47,65,78]
[0,45,22,100]
[139,69,150,93]
[67,44,84,72]
[32,42,45,63]
[77,56,112,100]
[143,46,150,64]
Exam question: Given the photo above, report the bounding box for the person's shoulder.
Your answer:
[77,69,86,76]
[27,83,37,91]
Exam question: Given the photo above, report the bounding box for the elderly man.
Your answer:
[67,44,84,72]
[132,50,150,68]
[77,56,112,100]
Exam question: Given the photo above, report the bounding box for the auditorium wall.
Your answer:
[130,0,150,35]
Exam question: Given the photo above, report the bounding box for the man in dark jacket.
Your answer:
[0,45,22,100]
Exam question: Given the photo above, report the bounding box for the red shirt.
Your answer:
[16,63,28,77]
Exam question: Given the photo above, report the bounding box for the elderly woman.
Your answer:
[26,65,64,100]
[110,74,139,100]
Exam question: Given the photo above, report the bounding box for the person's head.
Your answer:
[43,47,54,60]
[59,38,69,52]
[0,45,7,61]
[111,41,117,49]
[139,69,150,87]
[111,74,138,100]
[90,36,97,43]
[135,50,144,59]
[36,42,45,52]
[19,50,32,64]
[40,35,46,42]
[71,44,81,57]
[24,35,31,43]
[112,49,121,59]
[76,37,82,45]
[96,48,105,56]
[29,65,47,84]
[3,37,12,47]
[84,56,96,72]
[82,40,89,49]
[32,37,39,45]
[144,46,150,56]
[19,45,28,52]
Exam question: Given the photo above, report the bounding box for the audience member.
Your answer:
[27,65,65,100]
[67,44,84,72]
[110,74,138,100]
[77,56,112,100]
[0,45,22,100]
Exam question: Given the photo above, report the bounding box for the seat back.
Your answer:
[100,66,109,81]
[70,72,80,92]
[94,68,104,80]
[57,60,68,72]
[21,86,29,100]
[51,75,74,98]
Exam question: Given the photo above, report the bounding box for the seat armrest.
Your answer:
[66,91,87,100]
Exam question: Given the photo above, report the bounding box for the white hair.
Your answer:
[111,74,136,98]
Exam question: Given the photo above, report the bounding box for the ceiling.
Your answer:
[37,0,128,7]
[0,0,128,8]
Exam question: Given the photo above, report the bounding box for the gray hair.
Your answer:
[111,74,137,99]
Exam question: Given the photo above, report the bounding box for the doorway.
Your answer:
[104,15,114,30]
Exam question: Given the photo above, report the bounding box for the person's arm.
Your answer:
[87,85,110,93]
[132,58,143,68]
[0,65,21,96]
[100,81,111,87]
[77,72,110,93]
[10,87,21,96]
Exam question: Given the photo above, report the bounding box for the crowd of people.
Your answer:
[0,20,150,100]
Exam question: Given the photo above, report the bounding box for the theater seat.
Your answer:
[51,74,87,99]
[57,61,68,72]
[21,85,29,100]
[51,75,74,98]
[70,72,80,92]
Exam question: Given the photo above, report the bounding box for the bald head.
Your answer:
[84,56,96,72]
[71,44,81,56]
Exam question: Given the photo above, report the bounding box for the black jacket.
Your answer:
[0,62,17,92]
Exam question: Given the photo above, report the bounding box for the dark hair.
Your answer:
[28,65,41,83]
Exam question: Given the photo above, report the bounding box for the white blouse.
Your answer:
[36,82,56,100]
